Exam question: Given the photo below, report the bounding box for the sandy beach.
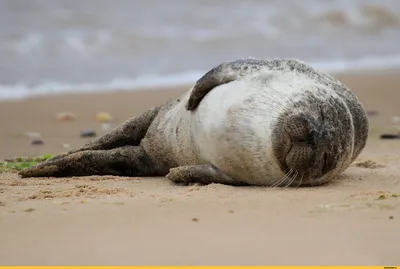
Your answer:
[0,71,400,265]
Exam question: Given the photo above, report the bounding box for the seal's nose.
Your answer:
[284,114,316,172]
[285,114,312,140]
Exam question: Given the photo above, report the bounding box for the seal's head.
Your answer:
[271,90,355,186]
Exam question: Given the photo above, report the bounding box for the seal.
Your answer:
[19,58,369,187]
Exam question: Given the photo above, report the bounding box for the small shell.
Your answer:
[24,132,42,139]
[101,123,112,131]
[390,116,400,124]
[96,112,113,123]
[56,112,76,121]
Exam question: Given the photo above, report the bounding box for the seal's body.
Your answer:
[20,59,369,187]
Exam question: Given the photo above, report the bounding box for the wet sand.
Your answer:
[0,71,400,265]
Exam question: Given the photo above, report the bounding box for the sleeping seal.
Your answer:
[19,58,369,187]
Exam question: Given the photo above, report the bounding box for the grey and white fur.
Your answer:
[19,58,369,187]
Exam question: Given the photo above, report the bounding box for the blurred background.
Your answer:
[1,0,400,100]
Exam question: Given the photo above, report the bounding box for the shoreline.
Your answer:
[1,66,400,104]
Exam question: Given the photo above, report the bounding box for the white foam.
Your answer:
[312,54,400,72]
[1,55,400,101]
[0,71,205,101]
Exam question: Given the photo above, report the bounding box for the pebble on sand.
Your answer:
[24,132,42,140]
[63,143,71,148]
[367,110,379,116]
[96,112,113,123]
[31,139,44,145]
[24,132,44,145]
[56,112,76,121]
[80,130,97,138]
[380,134,400,139]
[101,123,112,132]
[391,116,400,124]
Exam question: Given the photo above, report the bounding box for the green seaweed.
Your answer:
[377,194,388,200]
[376,193,400,200]
[0,154,55,172]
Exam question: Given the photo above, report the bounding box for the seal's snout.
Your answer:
[273,109,341,186]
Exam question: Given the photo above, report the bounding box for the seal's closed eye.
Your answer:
[322,152,336,175]
[322,152,328,172]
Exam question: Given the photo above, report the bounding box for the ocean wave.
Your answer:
[2,2,400,55]
[0,71,205,101]
[311,3,400,31]
[312,54,400,72]
[1,55,400,101]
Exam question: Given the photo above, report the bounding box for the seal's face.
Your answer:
[271,92,354,187]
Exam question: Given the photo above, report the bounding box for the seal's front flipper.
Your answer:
[166,164,247,186]
[186,58,266,111]
[19,146,158,178]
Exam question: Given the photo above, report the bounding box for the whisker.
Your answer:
[272,168,293,188]
[285,170,298,188]
[271,89,302,116]
[265,92,292,112]
[295,173,304,188]
[272,169,289,188]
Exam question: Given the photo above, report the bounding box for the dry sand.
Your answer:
[0,71,400,265]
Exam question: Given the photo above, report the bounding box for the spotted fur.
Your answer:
[20,58,369,187]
